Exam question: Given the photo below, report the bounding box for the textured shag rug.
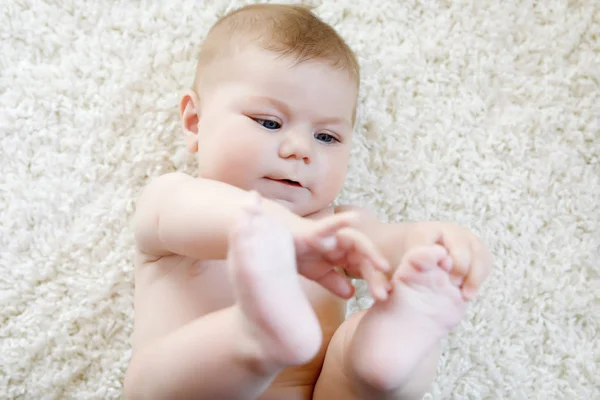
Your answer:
[1,0,598,398]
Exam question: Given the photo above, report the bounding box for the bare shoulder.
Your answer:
[133,172,194,256]
[139,172,193,200]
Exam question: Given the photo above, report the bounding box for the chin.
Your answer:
[269,198,308,216]
[272,198,303,214]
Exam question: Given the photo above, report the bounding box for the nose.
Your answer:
[278,130,312,164]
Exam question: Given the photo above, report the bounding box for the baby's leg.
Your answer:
[125,198,322,400]
[313,245,466,400]
[125,306,279,400]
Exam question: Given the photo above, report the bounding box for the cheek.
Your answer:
[327,149,350,177]
[200,117,260,158]
[200,121,269,184]
[316,151,349,196]
[220,130,267,164]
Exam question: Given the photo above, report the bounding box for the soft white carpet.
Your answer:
[1,0,599,398]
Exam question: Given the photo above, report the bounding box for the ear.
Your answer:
[180,90,201,153]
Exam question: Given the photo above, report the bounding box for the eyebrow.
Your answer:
[315,116,352,128]
[246,96,291,116]
[246,96,351,128]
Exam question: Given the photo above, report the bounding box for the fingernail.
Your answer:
[378,259,390,272]
[342,283,355,299]
[321,236,337,250]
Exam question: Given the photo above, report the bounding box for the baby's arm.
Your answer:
[134,172,309,259]
[318,205,492,399]
[126,178,382,400]
[127,175,332,400]
[335,205,493,299]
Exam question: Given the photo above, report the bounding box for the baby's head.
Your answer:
[180,4,359,216]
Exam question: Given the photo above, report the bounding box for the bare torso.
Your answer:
[131,207,347,399]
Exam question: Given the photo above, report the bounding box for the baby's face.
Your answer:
[190,47,357,216]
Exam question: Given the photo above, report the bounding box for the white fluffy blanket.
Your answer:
[1,1,598,398]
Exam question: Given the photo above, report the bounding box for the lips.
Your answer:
[265,177,303,188]
[278,179,302,187]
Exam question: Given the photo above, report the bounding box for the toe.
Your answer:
[409,245,448,270]
[394,245,449,281]
[439,255,453,272]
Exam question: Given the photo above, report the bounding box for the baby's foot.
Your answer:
[228,193,322,368]
[348,245,467,391]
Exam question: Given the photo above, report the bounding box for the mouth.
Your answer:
[266,178,303,187]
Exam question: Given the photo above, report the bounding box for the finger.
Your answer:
[305,234,347,263]
[312,211,359,238]
[461,239,493,300]
[316,269,355,299]
[442,233,472,286]
[323,246,346,263]
[337,228,390,272]
[297,213,355,255]
[321,229,356,263]
[311,230,360,268]
[305,234,338,253]
[360,260,391,301]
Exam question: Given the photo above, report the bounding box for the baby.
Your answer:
[124,4,493,400]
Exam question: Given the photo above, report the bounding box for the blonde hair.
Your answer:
[192,3,360,90]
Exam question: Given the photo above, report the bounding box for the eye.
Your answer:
[253,118,281,130]
[314,133,339,143]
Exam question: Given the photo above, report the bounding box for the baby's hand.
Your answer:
[401,221,494,300]
[294,214,391,301]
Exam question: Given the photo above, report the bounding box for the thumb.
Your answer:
[315,269,355,299]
